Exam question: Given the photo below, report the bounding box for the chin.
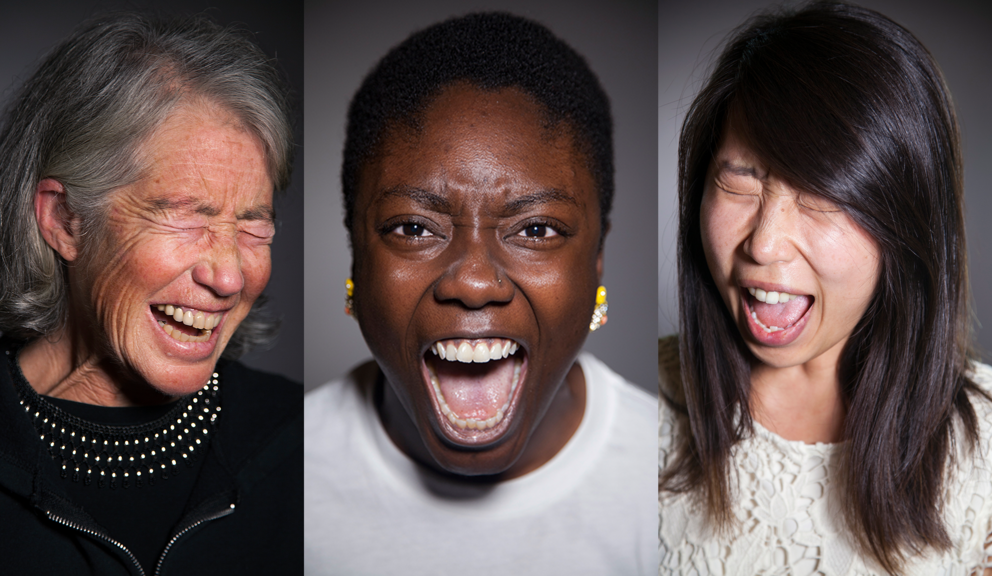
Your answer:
[137,361,219,399]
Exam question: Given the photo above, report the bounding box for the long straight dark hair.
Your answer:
[660,2,984,572]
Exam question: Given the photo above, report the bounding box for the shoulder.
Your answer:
[964,361,992,444]
[573,352,656,467]
[964,361,992,446]
[304,360,379,426]
[935,361,992,570]
[218,360,302,426]
[304,360,381,464]
[576,352,655,421]
[969,361,992,395]
[214,360,302,470]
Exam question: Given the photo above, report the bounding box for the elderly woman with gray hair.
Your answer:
[0,13,301,575]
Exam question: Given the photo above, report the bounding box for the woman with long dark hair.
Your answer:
[659,2,992,574]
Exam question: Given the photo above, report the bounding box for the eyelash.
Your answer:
[381,218,438,240]
[379,217,570,247]
[511,218,570,242]
[719,184,841,214]
[717,184,760,197]
[797,196,841,213]
[516,221,561,239]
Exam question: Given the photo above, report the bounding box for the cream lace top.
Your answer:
[658,338,992,575]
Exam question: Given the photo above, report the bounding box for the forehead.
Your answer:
[359,84,594,206]
[711,126,764,171]
[135,104,273,207]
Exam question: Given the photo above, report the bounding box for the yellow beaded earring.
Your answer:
[345,278,355,318]
[589,285,608,332]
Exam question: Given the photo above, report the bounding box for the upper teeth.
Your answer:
[156,305,222,330]
[429,338,519,363]
[747,287,797,304]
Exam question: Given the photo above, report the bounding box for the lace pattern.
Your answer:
[659,346,992,576]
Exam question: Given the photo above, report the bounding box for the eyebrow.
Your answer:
[148,196,275,221]
[503,188,579,213]
[380,185,580,214]
[380,186,452,212]
[715,161,761,179]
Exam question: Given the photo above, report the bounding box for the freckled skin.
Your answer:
[22,104,274,406]
[701,129,880,374]
[352,84,602,477]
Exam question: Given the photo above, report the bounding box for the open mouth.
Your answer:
[151,304,222,343]
[423,338,525,437]
[742,287,814,344]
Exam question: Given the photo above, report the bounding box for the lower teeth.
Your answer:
[428,358,521,430]
[751,311,783,333]
[158,320,211,343]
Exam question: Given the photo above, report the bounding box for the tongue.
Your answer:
[433,357,515,420]
[752,295,812,329]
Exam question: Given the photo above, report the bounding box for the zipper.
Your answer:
[153,502,235,576]
[46,510,146,576]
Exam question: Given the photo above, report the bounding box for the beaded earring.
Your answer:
[345,278,355,318]
[589,285,608,332]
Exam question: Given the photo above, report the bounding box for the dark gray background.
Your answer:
[0,0,304,382]
[658,0,992,364]
[306,0,658,394]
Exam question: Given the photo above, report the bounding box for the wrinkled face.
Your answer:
[71,104,274,397]
[352,84,602,475]
[700,129,880,370]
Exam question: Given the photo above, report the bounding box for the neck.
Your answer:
[749,348,846,444]
[18,324,175,407]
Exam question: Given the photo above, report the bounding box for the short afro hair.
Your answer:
[342,11,614,239]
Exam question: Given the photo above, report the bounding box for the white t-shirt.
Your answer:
[658,336,992,575]
[305,352,658,575]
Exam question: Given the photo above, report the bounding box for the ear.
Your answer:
[34,178,79,261]
[595,221,610,281]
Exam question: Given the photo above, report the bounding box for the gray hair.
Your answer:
[0,13,294,359]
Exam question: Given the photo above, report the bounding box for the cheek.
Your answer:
[85,233,164,308]
[821,235,880,307]
[699,192,735,281]
[241,244,272,297]
[353,248,424,339]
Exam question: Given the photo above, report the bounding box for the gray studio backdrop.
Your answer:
[658,0,992,363]
[306,0,658,394]
[0,0,304,383]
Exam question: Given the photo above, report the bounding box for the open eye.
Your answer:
[391,222,434,237]
[517,224,560,238]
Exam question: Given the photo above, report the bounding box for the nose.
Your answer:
[433,231,513,309]
[742,195,799,265]
[191,228,245,297]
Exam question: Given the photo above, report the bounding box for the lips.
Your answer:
[422,337,526,441]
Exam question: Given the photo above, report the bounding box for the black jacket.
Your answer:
[0,357,302,575]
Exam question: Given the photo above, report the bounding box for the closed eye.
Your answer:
[239,220,276,239]
[798,193,841,213]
